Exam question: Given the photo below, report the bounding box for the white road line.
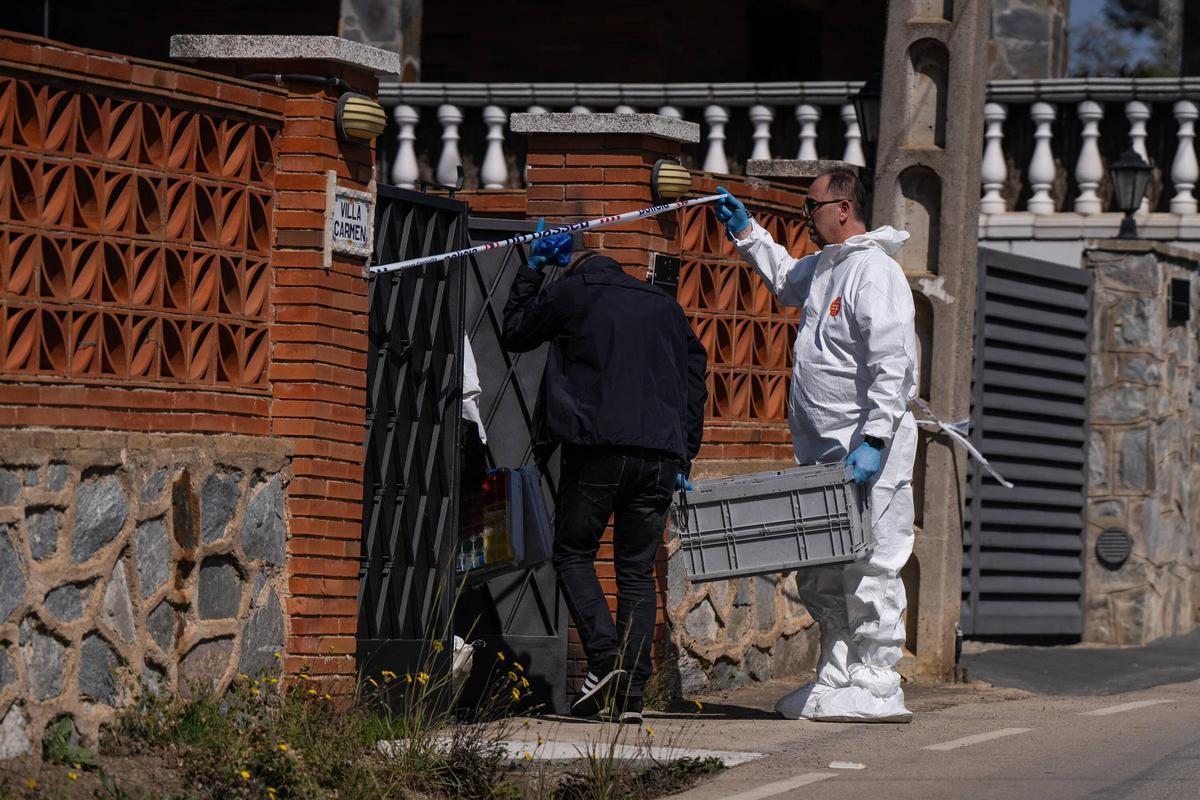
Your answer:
[923,728,1032,751]
[1082,699,1172,716]
[723,772,838,800]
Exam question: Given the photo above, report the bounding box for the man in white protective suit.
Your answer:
[714,168,917,722]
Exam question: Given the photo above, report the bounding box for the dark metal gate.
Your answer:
[357,186,466,675]
[453,217,572,714]
[961,248,1093,637]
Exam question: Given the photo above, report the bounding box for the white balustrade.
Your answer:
[1027,102,1057,214]
[749,105,774,161]
[391,104,419,189]
[980,102,1007,214]
[1125,100,1151,213]
[840,103,864,167]
[480,105,509,189]
[1170,100,1198,214]
[381,79,1200,225]
[796,104,819,161]
[703,105,730,174]
[1074,100,1104,214]
[435,104,464,187]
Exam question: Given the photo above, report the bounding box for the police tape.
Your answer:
[910,397,1014,489]
[367,194,725,276]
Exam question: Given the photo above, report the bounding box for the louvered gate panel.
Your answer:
[961,249,1093,637]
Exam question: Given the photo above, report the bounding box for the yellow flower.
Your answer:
[507,671,518,683]
[239,673,250,682]
[273,651,282,660]
[405,674,413,684]
[323,693,332,701]
[693,700,703,711]
[269,677,279,685]
[72,763,81,770]
[496,651,506,662]
[646,726,655,736]
[368,677,379,688]
[278,744,289,752]
[251,688,261,697]
[537,735,545,746]
[431,640,445,653]
[298,673,310,681]
[267,790,277,799]
[511,687,521,702]
[416,672,430,685]
[307,688,318,696]
[513,661,524,672]
[239,770,251,781]
[68,772,78,781]
[381,670,397,680]
[523,751,532,761]
[522,720,530,728]
[25,778,37,790]
[521,677,530,689]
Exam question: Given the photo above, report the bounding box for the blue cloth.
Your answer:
[846,442,882,484]
[528,217,573,270]
[675,472,694,492]
[714,187,751,237]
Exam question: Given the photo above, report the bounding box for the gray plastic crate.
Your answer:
[675,462,872,583]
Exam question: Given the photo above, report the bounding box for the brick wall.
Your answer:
[0,32,383,698]
[0,32,286,435]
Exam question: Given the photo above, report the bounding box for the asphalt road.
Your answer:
[513,638,1200,799]
[666,676,1200,800]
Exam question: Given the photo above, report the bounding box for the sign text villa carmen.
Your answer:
[324,171,375,266]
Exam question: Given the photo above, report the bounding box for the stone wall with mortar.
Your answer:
[990,0,1069,79]
[0,431,290,755]
[1085,243,1200,645]
[662,554,818,697]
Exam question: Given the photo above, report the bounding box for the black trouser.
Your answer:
[553,445,676,698]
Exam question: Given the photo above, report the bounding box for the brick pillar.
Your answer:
[170,36,399,690]
[509,113,701,689]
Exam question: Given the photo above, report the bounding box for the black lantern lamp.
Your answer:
[1110,148,1152,239]
[852,72,882,165]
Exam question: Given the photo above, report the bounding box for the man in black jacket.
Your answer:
[502,223,708,724]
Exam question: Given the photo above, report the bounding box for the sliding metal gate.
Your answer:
[357,186,466,676]
[961,249,1093,637]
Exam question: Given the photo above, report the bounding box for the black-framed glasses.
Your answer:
[803,197,850,218]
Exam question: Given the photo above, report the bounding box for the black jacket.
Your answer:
[501,255,708,473]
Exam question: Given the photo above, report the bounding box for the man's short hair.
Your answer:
[820,167,867,223]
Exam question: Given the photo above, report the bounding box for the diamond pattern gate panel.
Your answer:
[455,217,571,714]
[961,249,1093,637]
[357,186,466,682]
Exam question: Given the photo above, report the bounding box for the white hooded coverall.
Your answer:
[734,221,918,722]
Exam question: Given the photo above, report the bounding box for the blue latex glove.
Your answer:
[528,217,573,270]
[714,187,751,238]
[675,472,694,492]
[846,443,882,485]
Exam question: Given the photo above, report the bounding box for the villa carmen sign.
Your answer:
[324,171,375,266]
[333,193,371,250]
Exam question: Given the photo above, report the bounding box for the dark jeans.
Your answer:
[553,445,675,697]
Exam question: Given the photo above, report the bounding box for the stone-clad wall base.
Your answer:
[663,539,818,696]
[0,431,291,753]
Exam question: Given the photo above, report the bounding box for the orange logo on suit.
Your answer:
[829,297,842,317]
